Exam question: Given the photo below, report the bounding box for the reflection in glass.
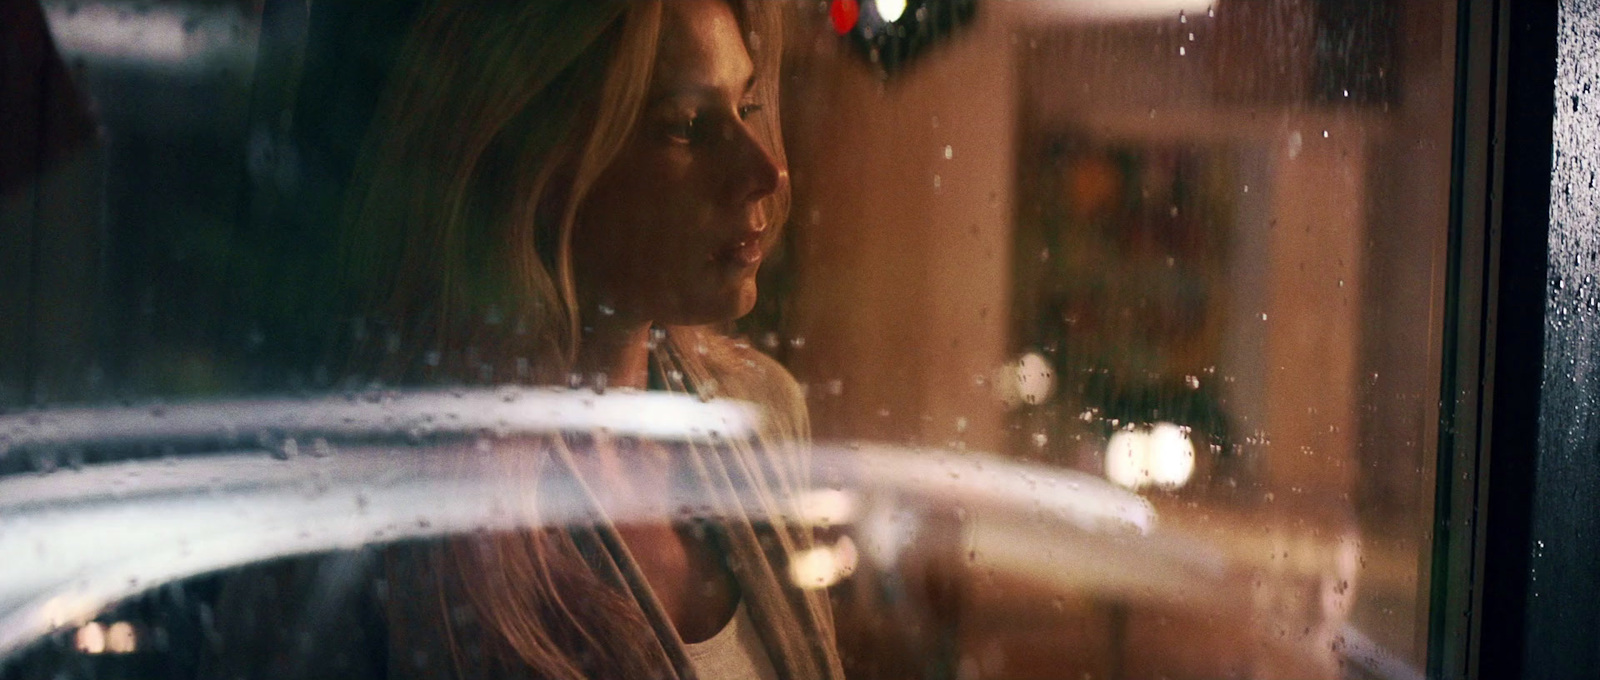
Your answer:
[2,1,1455,679]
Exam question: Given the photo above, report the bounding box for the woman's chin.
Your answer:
[706,290,759,325]
[650,282,758,327]
[698,280,760,325]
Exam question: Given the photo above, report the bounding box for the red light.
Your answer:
[830,0,860,35]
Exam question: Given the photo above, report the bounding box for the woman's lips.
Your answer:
[732,237,763,266]
[718,232,764,267]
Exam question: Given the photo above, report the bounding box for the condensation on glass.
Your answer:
[784,2,1452,678]
[0,1,1456,679]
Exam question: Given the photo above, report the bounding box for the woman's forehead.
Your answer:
[652,0,753,97]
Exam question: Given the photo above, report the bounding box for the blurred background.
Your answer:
[775,2,1451,677]
[1,0,1455,678]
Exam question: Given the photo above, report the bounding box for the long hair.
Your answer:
[340,0,789,387]
[341,1,810,678]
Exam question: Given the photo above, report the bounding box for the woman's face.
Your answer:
[575,0,785,328]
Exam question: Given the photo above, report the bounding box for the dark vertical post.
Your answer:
[1470,0,1590,677]
[1513,0,1600,677]
[0,0,100,408]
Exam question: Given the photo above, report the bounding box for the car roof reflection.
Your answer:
[0,389,1192,662]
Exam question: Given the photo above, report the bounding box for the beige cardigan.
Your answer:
[380,432,847,680]
[203,347,846,679]
[200,437,845,680]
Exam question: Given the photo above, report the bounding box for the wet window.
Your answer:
[2,1,1455,679]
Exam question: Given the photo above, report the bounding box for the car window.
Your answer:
[2,1,1454,679]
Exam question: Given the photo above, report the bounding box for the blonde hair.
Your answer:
[341,0,789,386]
[342,1,813,677]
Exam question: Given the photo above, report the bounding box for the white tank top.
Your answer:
[683,601,780,680]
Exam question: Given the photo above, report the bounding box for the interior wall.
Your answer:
[785,7,1017,454]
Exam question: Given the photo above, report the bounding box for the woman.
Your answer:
[337,1,845,678]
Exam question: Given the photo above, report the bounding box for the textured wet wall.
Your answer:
[1527,0,1600,675]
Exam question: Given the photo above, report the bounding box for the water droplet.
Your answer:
[1185,375,1201,389]
[1032,432,1049,448]
[943,145,954,160]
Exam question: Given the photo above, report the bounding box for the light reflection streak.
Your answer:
[0,391,1156,659]
[41,2,254,69]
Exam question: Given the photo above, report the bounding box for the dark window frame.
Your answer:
[1434,0,1599,678]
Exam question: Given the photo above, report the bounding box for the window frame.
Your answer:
[1434,0,1599,678]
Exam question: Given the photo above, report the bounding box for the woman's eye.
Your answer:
[663,104,758,144]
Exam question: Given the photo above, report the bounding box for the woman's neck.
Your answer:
[575,317,653,390]
[573,317,674,513]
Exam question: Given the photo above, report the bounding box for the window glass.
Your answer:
[1,1,1455,679]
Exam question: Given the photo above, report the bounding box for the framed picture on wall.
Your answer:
[1008,129,1244,495]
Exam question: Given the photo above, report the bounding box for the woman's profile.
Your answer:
[337,0,844,678]
[199,1,843,679]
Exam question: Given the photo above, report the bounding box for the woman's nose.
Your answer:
[728,124,785,203]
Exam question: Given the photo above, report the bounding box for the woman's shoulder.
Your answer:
[701,333,809,438]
